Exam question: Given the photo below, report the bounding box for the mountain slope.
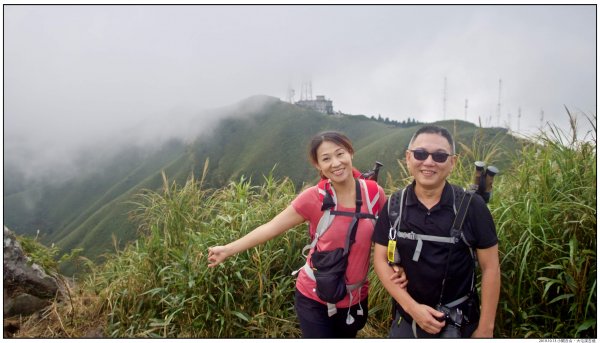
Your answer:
[4,95,520,266]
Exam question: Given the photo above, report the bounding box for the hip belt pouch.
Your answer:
[311,247,348,303]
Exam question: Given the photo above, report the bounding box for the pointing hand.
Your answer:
[207,246,230,267]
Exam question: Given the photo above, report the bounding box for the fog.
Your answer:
[4,5,596,181]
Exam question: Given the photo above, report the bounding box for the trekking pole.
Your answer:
[361,161,384,182]
[483,165,499,202]
[470,161,499,203]
[470,161,486,192]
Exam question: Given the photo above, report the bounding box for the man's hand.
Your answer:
[409,304,446,335]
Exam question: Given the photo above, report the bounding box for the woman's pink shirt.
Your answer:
[291,184,386,307]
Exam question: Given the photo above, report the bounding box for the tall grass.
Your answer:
[492,116,596,338]
[89,167,305,338]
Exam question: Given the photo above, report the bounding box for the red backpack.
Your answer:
[293,167,382,323]
[299,166,382,268]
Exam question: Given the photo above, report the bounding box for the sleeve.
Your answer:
[376,185,387,211]
[291,186,320,222]
[467,193,498,249]
[372,197,391,246]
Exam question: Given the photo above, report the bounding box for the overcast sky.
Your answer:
[4,5,596,178]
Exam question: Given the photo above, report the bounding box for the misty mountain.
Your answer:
[3,95,520,269]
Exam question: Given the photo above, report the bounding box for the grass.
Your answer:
[491,113,596,338]
[84,166,305,338]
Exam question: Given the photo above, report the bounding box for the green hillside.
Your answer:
[3,95,522,267]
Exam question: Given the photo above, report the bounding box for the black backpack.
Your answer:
[386,184,479,314]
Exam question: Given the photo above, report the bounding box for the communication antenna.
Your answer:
[443,77,447,120]
[517,106,522,132]
[287,86,295,104]
[496,78,502,126]
[540,108,545,128]
[300,79,313,101]
[464,98,468,121]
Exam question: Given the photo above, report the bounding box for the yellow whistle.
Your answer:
[387,240,397,264]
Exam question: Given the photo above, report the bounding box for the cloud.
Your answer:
[4,5,596,181]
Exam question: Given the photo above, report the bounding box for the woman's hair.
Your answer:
[308,131,354,165]
[408,125,455,153]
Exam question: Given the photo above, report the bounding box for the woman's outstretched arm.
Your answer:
[207,205,305,267]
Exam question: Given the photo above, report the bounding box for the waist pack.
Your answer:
[311,246,349,303]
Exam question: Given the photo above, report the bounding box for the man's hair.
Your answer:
[408,125,455,153]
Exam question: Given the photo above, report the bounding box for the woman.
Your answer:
[372,125,500,338]
[208,131,403,338]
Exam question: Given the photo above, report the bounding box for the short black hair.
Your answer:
[408,125,455,153]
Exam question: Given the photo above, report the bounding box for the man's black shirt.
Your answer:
[372,181,497,321]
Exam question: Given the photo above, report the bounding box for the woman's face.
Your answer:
[405,132,456,189]
[314,140,354,184]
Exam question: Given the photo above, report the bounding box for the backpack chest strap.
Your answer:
[397,231,456,261]
[330,210,376,219]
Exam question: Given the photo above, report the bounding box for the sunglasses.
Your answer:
[409,149,452,163]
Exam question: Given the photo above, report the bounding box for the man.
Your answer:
[372,125,500,338]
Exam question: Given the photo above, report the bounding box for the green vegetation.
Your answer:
[92,169,305,337]
[492,119,596,338]
[16,233,85,276]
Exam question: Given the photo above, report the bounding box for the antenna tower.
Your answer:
[287,86,295,103]
[464,99,468,121]
[443,77,447,120]
[517,107,522,132]
[300,79,313,101]
[540,109,545,128]
[496,78,502,126]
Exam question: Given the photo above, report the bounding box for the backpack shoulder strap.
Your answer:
[318,178,336,211]
[359,179,380,216]
[386,187,405,265]
[387,187,405,235]
[440,184,477,304]
[295,181,333,262]
[449,184,474,244]
[448,184,478,292]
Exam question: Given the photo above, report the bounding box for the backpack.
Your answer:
[386,184,478,312]
[292,172,381,324]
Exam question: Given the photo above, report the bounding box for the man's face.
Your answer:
[405,133,456,189]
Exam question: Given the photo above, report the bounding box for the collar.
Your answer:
[406,180,455,210]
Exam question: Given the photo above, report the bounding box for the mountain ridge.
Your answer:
[4,95,520,268]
